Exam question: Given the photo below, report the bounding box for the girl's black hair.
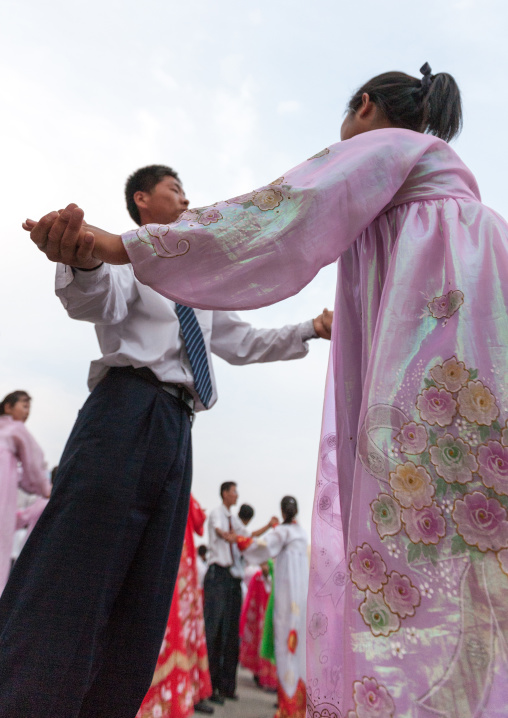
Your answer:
[0,390,31,415]
[281,495,298,524]
[347,63,462,143]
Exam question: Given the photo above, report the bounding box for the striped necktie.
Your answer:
[175,303,213,408]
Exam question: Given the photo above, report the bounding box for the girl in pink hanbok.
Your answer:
[0,391,50,594]
[27,61,508,718]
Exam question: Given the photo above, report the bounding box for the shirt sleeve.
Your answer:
[122,129,438,311]
[13,424,51,497]
[237,527,286,563]
[55,263,139,325]
[210,311,315,365]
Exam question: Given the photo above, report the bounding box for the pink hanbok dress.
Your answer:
[122,128,508,718]
[0,416,50,594]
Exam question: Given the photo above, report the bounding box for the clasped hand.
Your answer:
[22,203,128,268]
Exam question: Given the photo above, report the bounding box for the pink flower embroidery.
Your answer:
[429,434,477,484]
[251,188,283,211]
[427,289,464,319]
[416,386,457,427]
[227,191,255,205]
[198,208,223,226]
[270,176,284,185]
[371,494,401,538]
[382,571,420,618]
[178,208,201,222]
[477,441,508,496]
[353,676,396,717]
[497,548,508,576]
[452,491,508,552]
[349,543,388,592]
[389,462,435,509]
[308,612,328,639]
[359,592,400,637]
[395,422,427,454]
[402,503,446,545]
[457,381,499,426]
[430,356,469,393]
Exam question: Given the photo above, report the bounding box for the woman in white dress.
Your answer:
[237,496,308,718]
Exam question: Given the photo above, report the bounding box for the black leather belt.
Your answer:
[112,366,195,416]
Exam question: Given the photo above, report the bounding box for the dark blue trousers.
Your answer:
[203,564,242,695]
[0,369,192,718]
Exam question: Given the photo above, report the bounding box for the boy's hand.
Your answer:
[313,308,334,340]
[23,203,129,266]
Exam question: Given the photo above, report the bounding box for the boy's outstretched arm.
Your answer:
[23,203,128,267]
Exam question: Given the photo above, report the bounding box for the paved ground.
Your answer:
[205,668,276,718]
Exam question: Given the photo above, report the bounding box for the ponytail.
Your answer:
[347,63,462,143]
[281,495,298,524]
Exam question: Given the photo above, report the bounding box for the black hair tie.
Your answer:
[420,62,434,93]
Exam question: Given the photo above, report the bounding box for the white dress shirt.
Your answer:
[207,503,249,572]
[55,264,316,412]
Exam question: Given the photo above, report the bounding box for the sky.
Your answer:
[1,0,507,536]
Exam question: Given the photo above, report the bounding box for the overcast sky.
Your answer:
[1,0,507,535]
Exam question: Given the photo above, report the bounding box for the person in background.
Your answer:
[1,165,331,718]
[204,482,277,703]
[239,560,277,692]
[138,494,214,718]
[196,545,208,592]
[236,497,308,718]
[14,466,57,556]
[0,391,50,595]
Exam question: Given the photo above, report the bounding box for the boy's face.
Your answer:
[137,176,189,225]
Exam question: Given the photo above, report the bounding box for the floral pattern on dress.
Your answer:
[429,434,477,484]
[477,441,508,495]
[430,356,469,393]
[356,352,508,662]
[457,381,499,425]
[359,591,400,636]
[452,492,508,552]
[388,462,435,509]
[427,289,464,319]
[349,544,387,592]
[350,677,395,718]
[416,386,457,427]
[370,494,401,538]
[395,421,427,454]
[382,571,420,618]
[308,612,328,639]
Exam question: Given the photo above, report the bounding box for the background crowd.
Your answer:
[0,390,308,718]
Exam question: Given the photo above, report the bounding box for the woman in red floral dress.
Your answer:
[138,495,212,718]
[240,562,278,690]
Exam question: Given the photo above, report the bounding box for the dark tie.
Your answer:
[228,516,235,565]
[175,303,213,408]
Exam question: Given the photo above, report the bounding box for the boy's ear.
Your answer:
[133,190,149,209]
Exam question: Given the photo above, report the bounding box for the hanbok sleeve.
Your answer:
[189,494,206,536]
[12,423,51,497]
[122,129,439,310]
[237,527,286,564]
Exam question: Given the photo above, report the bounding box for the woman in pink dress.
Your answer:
[29,62,508,717]
[0,391,51,594]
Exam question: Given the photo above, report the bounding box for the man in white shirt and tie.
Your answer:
[0,165,332,718]
[205,483,276,703]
